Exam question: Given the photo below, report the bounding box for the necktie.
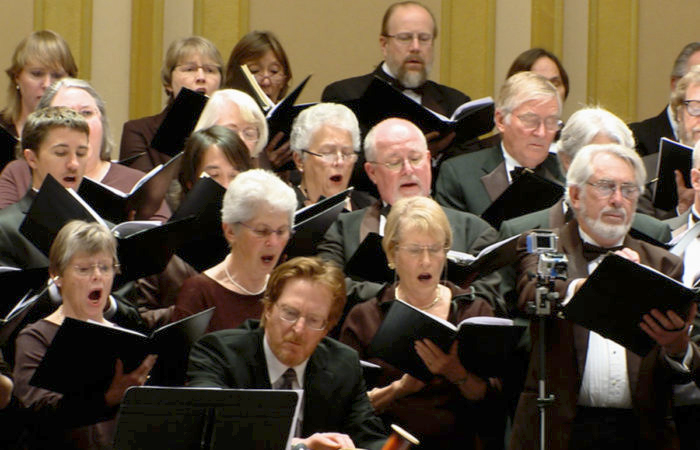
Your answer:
[582,242,623,262]
[279,367,296,390]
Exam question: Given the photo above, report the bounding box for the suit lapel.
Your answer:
[301,343,334,436]
[481,155,509,202]
[251,328,272,388]
[359,201,381,242]
[420,82,447,116]
[548,199,567,228]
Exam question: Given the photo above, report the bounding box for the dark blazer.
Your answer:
[0,190,48,269]
[119,107,170,173]
[435,145,564,216]
[629,107,676,157]
[321,63,470,118]
[499,198,672,243]
[316,200,504,314]
[509,220,683,450]
[187,322,387,450]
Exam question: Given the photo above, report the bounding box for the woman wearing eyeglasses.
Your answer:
[289,103,375,211]
[172,169,297,332]
[340,196,505,450]
[119,36,223,173]
[13,221,156,449]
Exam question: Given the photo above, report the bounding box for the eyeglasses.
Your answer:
[237,221,292,239]
[586,179,640,200]
[302,149,358,164]
[396,244,448,258]
[515,113,563,132]
[382,32,434,46]
[249,68,287,83]
[368,152,428,172]
[71,262,119,277]
[683,100,700,117]
[174,64,221,76]
[276,304,327,331]
[233,126,260,143]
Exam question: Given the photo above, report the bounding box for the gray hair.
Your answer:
[558,106,634,163]
[38,78,114,161]
[221,169,296,226]
[671,42,700,81]
[671,65,700,125]
[49,220,118,277]
[195,89,268,157]
[289,103,360,157]
[363,117,427,161]
[496,71,561,122]
[565,144,646,205]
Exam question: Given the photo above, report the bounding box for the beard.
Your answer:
[394,57,431,89]
[679,116,700,147]
[579,202,633,243]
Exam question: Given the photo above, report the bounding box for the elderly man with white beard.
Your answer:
[509,143,696,450]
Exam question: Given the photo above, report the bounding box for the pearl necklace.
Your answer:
[395,285,441,310]
[224,265,268,295]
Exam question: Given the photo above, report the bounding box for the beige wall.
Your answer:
[0,0,698,158]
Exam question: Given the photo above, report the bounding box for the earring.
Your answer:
[15,85,19,91]
[388,262,395,269]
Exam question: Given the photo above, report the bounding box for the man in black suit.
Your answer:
[187,257,387,450]
[435,71,564,216]
[322,1,470,194]
[0,106,89,269]
[629,42,700,157]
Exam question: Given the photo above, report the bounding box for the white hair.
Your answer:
[557,106,635,163]
[221,169,297,226]
[289,103,360,157]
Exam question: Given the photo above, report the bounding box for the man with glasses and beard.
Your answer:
[509,143,695,450]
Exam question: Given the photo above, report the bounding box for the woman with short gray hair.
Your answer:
[290,102,374,210]
[173,169,297,332]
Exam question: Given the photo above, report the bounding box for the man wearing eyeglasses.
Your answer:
[187,257,388,450]
[629,42,700,158]
[510,143,695,449]
[434,72,564,216]
[317,118,503,320]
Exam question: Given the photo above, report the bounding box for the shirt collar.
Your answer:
[501,142,523,184]
[263,332,308,388]
[578,226,625,248]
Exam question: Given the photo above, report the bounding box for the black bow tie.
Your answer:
[582,242,623,262]
[510,166,533,181]
[380,204,392,217]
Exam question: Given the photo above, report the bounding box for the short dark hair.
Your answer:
[224,30,292,99]
[261,257,346,330]
[506,48,569,100]
[22,106,88,154]
[381,1,437,39]
[179,125,255,193]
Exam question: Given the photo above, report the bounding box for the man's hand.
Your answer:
[293,432,356,450]
[425,130,456,158]
[613,247,641,264]
[640,302,697,357]
[264,131,293,171]
[675,170,694,214]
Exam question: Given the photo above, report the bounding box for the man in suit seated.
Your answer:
[316,117,504,319]
[322,1,470,194]
[510,142,695,449]
[435,71,564,216]
[629,42,700,157]
[187,257,388,450]
[499,106,671,243]
[0,106,89,269]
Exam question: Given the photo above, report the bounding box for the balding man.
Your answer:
[435,72,565,216]
[317,118,503,320]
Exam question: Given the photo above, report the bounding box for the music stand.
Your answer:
[113,387,302,450]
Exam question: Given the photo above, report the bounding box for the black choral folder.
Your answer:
[285,188,352,258]
[170,176,228,272]
[78,152,183,222]
[481,171,564,229]
[652,137,694,211]
[562,253,698,356]
[368,299,525,382]
[150,87,208,155]
[114,387,301,450]
[30,307,215,394]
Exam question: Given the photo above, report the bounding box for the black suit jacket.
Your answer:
[435,145,564,216]
[187,322,387,450]
[629,107,676,157]
[0,190,48,269]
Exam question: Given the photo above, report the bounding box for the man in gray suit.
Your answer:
[435,71,564,216]
[0,106,89,269]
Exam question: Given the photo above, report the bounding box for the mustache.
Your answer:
[403,55,425,65]
[600,206,627,220]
